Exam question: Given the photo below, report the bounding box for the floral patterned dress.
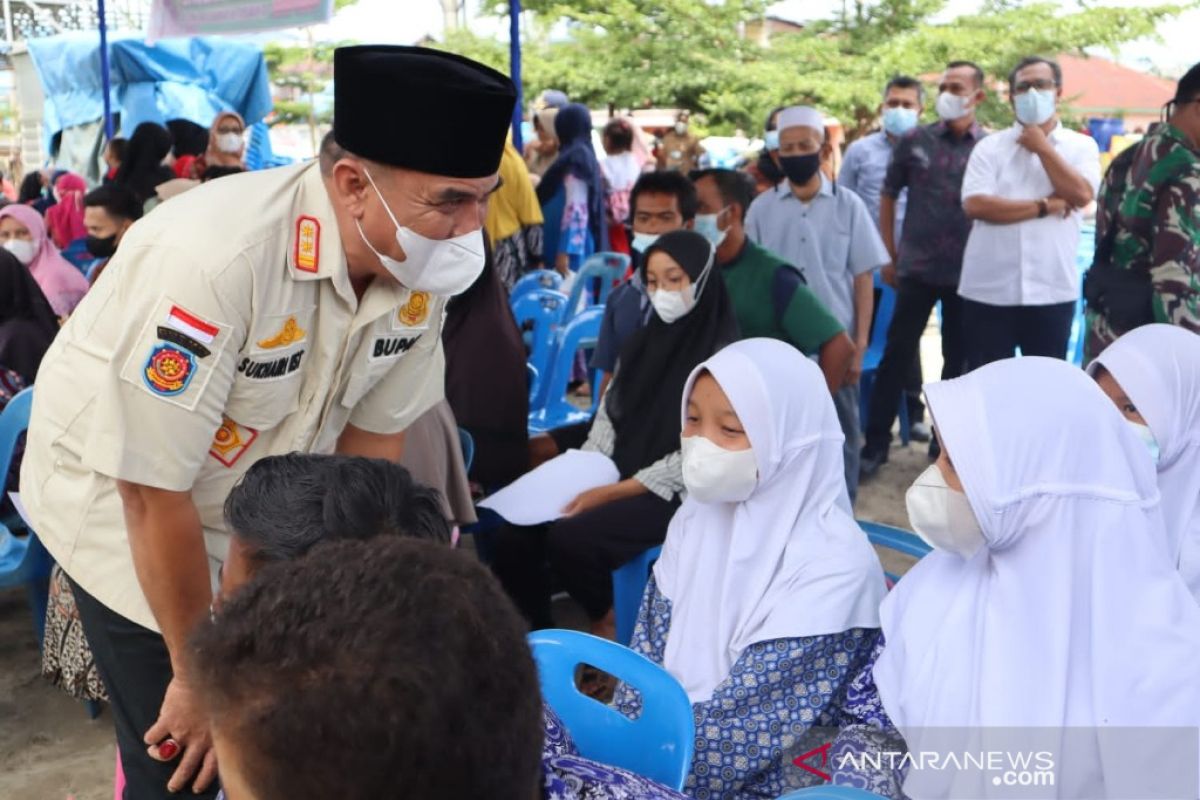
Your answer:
[615,576,880,800]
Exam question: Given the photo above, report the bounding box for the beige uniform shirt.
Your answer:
[21,162,446,630]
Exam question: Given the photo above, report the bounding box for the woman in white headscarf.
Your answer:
[1088,324,1200,602]
[616,338,887,800]
[832,357,1200,799]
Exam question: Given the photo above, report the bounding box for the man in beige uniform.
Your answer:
[656,110,706,173]
[21,45,515,798]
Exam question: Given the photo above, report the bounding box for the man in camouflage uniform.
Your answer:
[1085,62,1200,360]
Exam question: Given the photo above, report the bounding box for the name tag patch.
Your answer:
[371,334,421,360]
[237,350,305,380]
[210,416,258,467]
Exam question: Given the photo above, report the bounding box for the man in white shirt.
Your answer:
[958,56,1101,368]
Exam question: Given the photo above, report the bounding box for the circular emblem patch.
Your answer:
[398,291,431,327]
[144,344,195,396]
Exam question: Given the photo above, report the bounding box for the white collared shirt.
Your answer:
[958,123,1100,306]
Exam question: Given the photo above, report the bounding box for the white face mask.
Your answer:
[631,232,660,253]
[681,435,758,504]
[905,464,986,559]
[935,92,974,122]
[1014,89,1057,126]
[1127,421,1162,466]
[650,286,695,324]
[4,238,36,266]
[764,130,780,151]
[216,132,243,154]
[647,245,714,324]
[675,122,688,135]
[359,170,486,296]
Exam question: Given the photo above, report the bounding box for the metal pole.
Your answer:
[509,0,523,153]
[98,0,114,139]
[4,0,14,45]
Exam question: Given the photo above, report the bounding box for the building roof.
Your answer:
[1059,54,1177,115]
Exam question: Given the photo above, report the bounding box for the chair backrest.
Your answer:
[774,787,889,799]
[857,519,931,586]
[0,387,32,482]
[563,252,628,323]
[527,307,604,433]
[512,269,564,302]
[863,275,896,373]
[529,629,695,791]
[511,288,569,406]
[613,545,662,646]
[457,427,475,473]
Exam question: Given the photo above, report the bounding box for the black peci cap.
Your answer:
[333,45,517,179]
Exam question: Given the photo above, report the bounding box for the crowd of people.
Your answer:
[3,41,1199,800]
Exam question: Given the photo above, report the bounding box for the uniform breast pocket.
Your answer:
[340,330,425,410]
[222,309,312,430]
[824,224,853,275]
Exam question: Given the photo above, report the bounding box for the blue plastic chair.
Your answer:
[775,786,889,799]
[511,288,569,407]
[457,427,475,473]
[529,629,695,790]
[858,519,931,586]
[512,269,564,302]
[528,307,604,433]
[0,388,53,644]
[613,545,662,646]
[563,252,629,323]
[859,277,911,447]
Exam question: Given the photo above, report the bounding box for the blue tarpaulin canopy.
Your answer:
[25,32,272,142]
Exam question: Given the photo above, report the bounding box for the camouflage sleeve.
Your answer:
[1149,172,1200,333]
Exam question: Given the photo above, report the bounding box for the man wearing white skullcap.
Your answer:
[745,105,889,504]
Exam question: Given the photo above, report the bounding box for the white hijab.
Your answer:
[874,357,1200,799]
[655,338,886,703]
[1090,324,1200,601]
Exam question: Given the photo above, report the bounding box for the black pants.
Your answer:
[962,298,1076,371]
[874,286,925,423]
[69,578,219,800]
[865,278,966,455]
[490,491,677,625]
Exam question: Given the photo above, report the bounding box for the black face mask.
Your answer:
[86,234,118,259]
[780,153,822,186]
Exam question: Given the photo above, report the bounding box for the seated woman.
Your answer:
[0,248,59,382]
[1088,324,1200,602]
[617,338,886,800]
[833,357,1200,799]
[45,172,88,251]
[490,229,738,635]
[0,204,89,317]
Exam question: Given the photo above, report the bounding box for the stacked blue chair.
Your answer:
[529,629,695,790]
[0,388,53,643]
[562,252,630,324]
[512,269,564,302]
[612,545,662,646]
[512,288,569,407]
[857,520,931,586]
[528,307,604,433]
[859,277,911,446]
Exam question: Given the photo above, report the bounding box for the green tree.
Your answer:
[448,0,1190,137]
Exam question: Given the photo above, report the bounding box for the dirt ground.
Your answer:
[0,328,939,799]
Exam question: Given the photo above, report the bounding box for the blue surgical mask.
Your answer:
[1014,89,1057,126]
[764,130,780,151]
[693,207,730,248]
[1127,421,1161,466]
[631,232,660,253]
[882,107,919,137]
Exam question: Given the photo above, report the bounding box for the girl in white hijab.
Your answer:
[1088,324,1200,601]
[832,357,1200,799]
[617,338,887,800]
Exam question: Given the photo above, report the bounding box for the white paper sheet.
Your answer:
[478,449,619,525]
[8,492,32,530]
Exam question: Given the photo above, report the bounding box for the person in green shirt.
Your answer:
[692,168,855,391]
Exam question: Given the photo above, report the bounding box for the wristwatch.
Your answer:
[1037,198,1049,218]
